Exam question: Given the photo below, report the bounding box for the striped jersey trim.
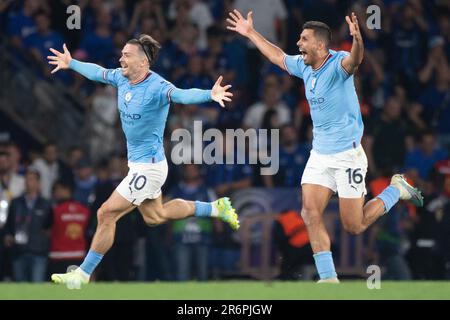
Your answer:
[312,52,332,71]
[167,87,175,104]
[130,71,151,85]
[339,61,351,76]
[283,55,292,75]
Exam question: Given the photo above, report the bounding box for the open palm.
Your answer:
[226,9,254,37]
[47,43,72,74]
[211,76,233,108]
[345,12,361,39]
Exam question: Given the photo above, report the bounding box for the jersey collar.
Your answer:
[312,52,333,72]
[129,71,151,85]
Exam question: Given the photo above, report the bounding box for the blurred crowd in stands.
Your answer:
[0,0,449,282]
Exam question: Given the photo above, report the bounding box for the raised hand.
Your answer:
[47,43,72,74]
[342,12,364,73]
[345,12,362,41]
[211,76,233,108]
[226,9,254,37]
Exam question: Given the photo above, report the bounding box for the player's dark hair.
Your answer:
[127,34,161,66]
[302,21,332,47]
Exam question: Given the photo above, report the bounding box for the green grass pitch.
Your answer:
[0,281,449,300]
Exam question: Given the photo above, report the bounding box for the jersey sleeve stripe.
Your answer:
[339,61,351,76]
[167,87,175,104]
[283,55,292,75]
[102,69,107,81]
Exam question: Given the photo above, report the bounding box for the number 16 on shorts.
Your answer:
[346,168,363,185]
[341,167,366,198]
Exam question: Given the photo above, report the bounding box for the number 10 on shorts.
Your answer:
[129,173,147,191]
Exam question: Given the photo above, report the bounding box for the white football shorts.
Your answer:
[301,144,368,198]
[116,159,168,205]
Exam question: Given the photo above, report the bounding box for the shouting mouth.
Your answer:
[299,49,308,59]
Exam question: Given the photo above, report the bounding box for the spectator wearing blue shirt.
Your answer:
[150,27,178,79]
[207,135,253,198]
[171,22,201,79]
[418,37,450,148]
[177,55,214,90]
[368,202,413,280]
[79,0,102,35]
[208,161,253,197]
[405,132,448,182]
[205,137,248,280]
[177,55,215,110]
[73,157,97,206]
[128,0,167,39]
[0,1,14,36]
[168,164,214,281]
[263,124,311,188]
[108,0,130,33]
[6,0,38,49]
[216,89,245,130]
[436,14,450,61]
[389,3,428,92]
[79,9,114,67]
[4,169,52,282]
[202,26,235,82]
[106,30,127,71]
[24,13,65,79]
[223,32,249,87]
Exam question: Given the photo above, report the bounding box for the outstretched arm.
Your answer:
[171,76,233,108]
[47,44,107,83]
[227,9,286,70]
[341,12,364,75]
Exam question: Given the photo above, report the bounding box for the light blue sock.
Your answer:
[377,185,400,213]
[194,201,212,217]
[80,250,104,275]
[313,251,337,280]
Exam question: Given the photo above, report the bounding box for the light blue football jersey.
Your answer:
[102,68,174,163]
[283,50,364,154]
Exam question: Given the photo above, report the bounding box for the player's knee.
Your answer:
[141,208,167,226]
[97,205,115,225]
[342,222,364,235]
[301,206,322,226]
[142,214,160,227]
[155,207,169,221]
